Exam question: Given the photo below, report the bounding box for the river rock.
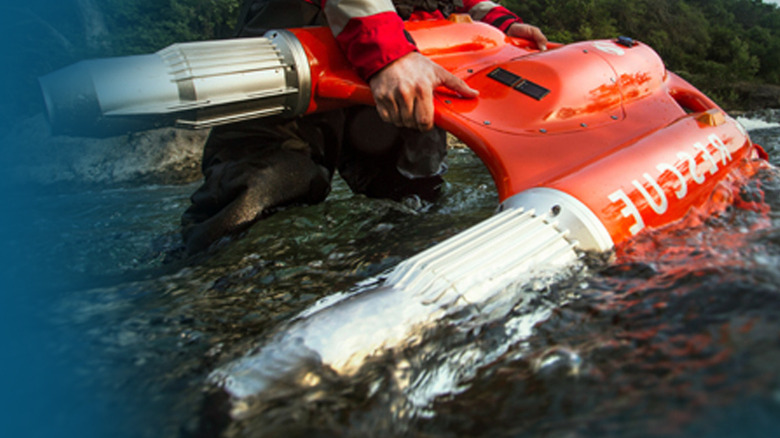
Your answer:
[731,83,780,113]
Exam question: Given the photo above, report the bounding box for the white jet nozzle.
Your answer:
[38,30,311,137]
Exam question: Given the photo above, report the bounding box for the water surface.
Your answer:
[10,127,780,438]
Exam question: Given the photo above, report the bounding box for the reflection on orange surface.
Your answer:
[551,80,620,120]
[552,72,653,121]
[421,35,501,56]
[619,72,653,100]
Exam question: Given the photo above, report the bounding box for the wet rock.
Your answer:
[532,346,584,379]
[730,84,780,112]
[2,113,207,185]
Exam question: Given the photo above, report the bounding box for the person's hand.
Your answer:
[507,23,548,51]
[369,51,479,131]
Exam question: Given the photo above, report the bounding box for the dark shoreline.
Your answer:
[725,83,780,114]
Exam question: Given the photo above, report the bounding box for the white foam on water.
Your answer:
[736,116,780,131]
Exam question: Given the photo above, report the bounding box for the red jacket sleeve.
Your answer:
[321,0,523,80]
[322,0,417,80]
[334,12,418,80]
[460,1,522,33]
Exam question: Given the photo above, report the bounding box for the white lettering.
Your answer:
[632,173,668,215]
[677,151,705,184]
[607,132,737,237]
[708,134,731,164]
[656,163,687,199]
[694,142,719,175]
[608,189,645,235]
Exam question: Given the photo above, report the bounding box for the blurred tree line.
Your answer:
[97,0,240,54]
[2,0,779,120]
[504,0,780,107]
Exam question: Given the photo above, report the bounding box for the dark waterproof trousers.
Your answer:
[181,0,448,253]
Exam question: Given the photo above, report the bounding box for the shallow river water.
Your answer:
[4,123,780,438]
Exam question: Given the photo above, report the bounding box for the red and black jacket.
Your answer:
[304,0,523,79]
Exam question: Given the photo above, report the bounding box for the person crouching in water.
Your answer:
[181,0,548,253]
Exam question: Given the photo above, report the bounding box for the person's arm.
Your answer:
[322,0,477,131]
[460,0,548,50]
[369,51,479,131]
[322,0,415,80]
[321,1,547,131]
[507,22,548,50]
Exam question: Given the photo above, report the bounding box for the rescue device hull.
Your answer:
[286,20,765,250]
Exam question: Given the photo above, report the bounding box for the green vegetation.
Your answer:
[99,0,240,55]
[505,0,780,108]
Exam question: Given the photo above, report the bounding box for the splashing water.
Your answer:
[16,126,780,438]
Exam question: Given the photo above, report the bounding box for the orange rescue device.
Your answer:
[289,19,766,250]
[39,18,769,251]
